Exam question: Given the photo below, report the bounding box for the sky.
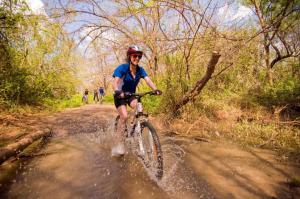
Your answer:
[26,0,47,15]
[217,2,253,25]
[219,4,252,20]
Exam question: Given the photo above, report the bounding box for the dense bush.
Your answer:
[256,76,300,107]
[0,2,79,107]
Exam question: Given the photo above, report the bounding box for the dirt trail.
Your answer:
[0,104,299,199]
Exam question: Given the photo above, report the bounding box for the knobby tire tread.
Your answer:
[141,121,163,179]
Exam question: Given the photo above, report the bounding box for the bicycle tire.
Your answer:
[139,121,163,179]
[114,116,163,179]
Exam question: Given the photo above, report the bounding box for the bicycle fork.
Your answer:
[135,122,146,157]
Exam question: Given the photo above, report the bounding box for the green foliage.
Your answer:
[158,54,196,114]
[0,2,80,107]
[156,25,299,118]
[241,0,300,25]
[156,30,259,115]
[137,82,162,114]
[239,59,300,108]
[255,76,300,107]
[141,93,162,114]
[44,94,83,110]
[102,94,114,104]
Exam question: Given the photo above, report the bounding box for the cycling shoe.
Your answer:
[111,143,125,157]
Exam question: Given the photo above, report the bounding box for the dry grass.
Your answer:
[162,104,300,163]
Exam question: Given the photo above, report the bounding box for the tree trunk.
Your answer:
[154,55,158,72]
[0,129,51,164]
[266,67,274,85]
[9,0,13,12]
[253,0,274,85]
[264,40,274,85]
[172,51,221,115]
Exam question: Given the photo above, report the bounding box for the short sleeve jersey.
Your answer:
[99,88,104,94]
[112,63,148,93]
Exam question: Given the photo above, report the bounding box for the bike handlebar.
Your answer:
[123,91,157,99]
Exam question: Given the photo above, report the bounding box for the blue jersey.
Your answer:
[112,63,148,93]
[99,88,104,95]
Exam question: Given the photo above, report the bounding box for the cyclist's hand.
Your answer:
[154,89,162,95]
[114,90,124,98]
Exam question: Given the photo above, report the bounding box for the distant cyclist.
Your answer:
[82,89,89,104]
[111,45,162,156]
[99,86,105,97]
[98,87,105,104]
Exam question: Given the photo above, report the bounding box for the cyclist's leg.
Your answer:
[112,98,128,156]
[116,105,128,138]
[129,98,138,109]
[127,98,137,127]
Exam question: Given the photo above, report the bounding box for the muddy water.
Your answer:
[0,105,215,199]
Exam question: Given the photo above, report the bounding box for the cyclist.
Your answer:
[82,89,89,103]
[111,45,162,157]
[99,87,105,103]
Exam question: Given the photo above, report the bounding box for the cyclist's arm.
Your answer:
[144,76,157,91]
[113,77,122,91]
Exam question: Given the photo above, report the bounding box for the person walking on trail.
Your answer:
[99,87,105,103]
[93,89,99,102]
[82,89,89,103]
[111,45,162,157]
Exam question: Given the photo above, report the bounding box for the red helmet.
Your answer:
[127,45,143,57]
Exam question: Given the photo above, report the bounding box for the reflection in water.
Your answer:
[1,122,215,199]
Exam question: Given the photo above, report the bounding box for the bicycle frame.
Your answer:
[122,91,155,138]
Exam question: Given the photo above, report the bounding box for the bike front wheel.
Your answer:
[138,121,163,179]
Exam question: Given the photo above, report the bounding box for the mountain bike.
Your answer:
[114,91,163,179]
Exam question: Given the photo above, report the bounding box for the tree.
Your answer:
[243,0,300,84]
[172,51,221,114]
[0,1,81,106]
[0,0,28,104]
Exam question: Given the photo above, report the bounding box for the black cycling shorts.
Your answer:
[114,95,136,108]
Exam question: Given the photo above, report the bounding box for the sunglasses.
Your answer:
[132,54,142,59]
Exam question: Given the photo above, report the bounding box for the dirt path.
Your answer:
[0,104,299,199]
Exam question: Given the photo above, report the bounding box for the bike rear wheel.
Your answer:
[138,121,163,179]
